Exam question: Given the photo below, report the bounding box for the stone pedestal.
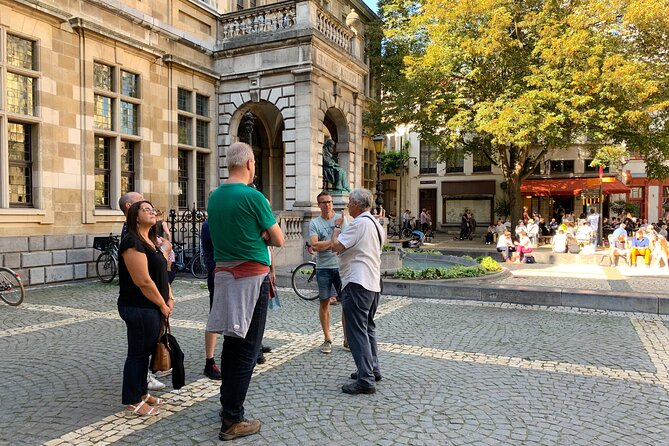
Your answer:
[331,192,350,213]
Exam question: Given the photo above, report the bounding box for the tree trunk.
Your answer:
[507,176,524,233]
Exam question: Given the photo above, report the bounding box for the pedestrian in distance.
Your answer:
[331,188,384,395]
[205,142,284,441]
[118,200,174,417]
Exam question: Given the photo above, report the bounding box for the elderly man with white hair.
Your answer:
[331,188,384,395]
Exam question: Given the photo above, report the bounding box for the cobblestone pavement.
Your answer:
[3,279,669,445]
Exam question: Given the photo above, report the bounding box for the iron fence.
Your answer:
[167,206,207,260]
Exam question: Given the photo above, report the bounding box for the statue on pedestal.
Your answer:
[322,139,350,192]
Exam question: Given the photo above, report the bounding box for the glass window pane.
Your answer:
[178,150,188,208]
[121,71,139,97]
[473,152,491,173]
[178,88,191,112]
[121,140,135,195]
[120,101,138,135]
[94,63,113,91]
[94,137,111,207]
[178,115,191,145]
[197,153,206,209]
[196,120,209,148]
[7,35,35,70]
[8,123,33,206]
[445,150,464,173]
[7,73,35,116]
[196,94,209,116]
[94,95,113,130]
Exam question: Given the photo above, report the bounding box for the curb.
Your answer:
[277,268,669,315]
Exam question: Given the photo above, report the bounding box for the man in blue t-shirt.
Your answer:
[309,191,345,354]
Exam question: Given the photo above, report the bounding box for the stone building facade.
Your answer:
[0,0,377,285]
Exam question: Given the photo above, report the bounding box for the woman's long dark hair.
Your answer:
[126,200,158,251]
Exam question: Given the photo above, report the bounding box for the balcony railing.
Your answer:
[219,0,356,55]
[220,2,296,39]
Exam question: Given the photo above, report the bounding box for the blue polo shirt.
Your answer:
[631,236,650,248]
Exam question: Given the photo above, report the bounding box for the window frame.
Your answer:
[2,32,40,209]
[177,88,211,209]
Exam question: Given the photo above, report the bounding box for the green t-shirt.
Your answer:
[207,183,277,266]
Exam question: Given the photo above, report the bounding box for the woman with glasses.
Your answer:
[118,200,174,416]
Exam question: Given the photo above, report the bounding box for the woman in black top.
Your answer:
[118,200,174,416]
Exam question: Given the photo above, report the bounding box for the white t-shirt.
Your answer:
[337,211,384,292]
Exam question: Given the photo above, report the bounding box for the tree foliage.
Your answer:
[374,0,669,224]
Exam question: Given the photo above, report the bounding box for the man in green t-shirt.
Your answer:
[206,142,284,441]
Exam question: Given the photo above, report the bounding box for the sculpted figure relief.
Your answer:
[322,139,350,192]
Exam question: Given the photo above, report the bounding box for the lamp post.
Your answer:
[373,134,384,214]
[598,165,604,247]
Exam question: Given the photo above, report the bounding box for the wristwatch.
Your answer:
[334,224,341,229]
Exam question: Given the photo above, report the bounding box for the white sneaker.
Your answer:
[154,368,172,378]
[147,372,166,391]
[320,340,332,354]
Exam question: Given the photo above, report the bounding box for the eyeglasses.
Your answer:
[318,200,333,205]
[141,208,159,215]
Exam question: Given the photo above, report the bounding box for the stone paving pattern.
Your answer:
[3,279,669,445]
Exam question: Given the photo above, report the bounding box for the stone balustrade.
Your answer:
[219,0,354,55]
[315,8,352,52]
[219,2,297,40]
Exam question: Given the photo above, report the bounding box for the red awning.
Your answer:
[520,178,630,196]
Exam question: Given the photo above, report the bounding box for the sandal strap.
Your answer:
[131,400,147,414]
[145,406,159,416]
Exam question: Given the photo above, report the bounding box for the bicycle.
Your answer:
[94,234,119,283]
[171,241,208,279]
[387,217,413,239]
[0,266,25,306]
[291,243,319,300]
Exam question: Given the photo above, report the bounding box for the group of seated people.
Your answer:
[608,226,669,267]
[495,230,534,263]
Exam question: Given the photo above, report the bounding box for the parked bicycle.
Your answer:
[94,234,119,283]
[291,243,319,301]
[0,266,25,306]
[171,240,208,279]
[387,216,413,239]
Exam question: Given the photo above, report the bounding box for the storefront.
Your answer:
[441,180,497,227]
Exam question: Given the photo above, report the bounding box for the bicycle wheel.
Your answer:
[291,262,320,301]
[0,267,24,306]
[190,252,208,279]
[96,252,117,283]
[401,227,413,239]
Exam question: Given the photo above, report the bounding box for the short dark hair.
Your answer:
[316,191,331,203]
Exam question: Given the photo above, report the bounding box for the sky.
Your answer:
[362,0,378,13]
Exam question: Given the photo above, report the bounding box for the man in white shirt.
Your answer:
[332,188,384,395]
[587,209,600,244]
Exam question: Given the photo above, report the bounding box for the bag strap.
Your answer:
[362,215,383,250]
[160,317,170,348]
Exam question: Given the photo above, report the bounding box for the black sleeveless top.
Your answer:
[117,234,169,309]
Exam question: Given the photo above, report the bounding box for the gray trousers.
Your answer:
[341,282,380,388]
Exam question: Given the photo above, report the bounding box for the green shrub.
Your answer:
[479,256,501,272]
[405,248,442,255]
[393,264,488,280]
[382,245,397,252]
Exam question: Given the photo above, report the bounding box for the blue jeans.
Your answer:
[316,268,342,301]
[220,275,270,422]
[341,282,380,389]
[118,305,161,405]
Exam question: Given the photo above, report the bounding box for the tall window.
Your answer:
[3,34,38,208]
[445,150,464,174]
[363,147,375,190]
[178,88,211,209]
[93,62,141,208]
[419,142,438,174]
[473,152,491,173]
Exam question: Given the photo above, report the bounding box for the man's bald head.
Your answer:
[119,192,144,216]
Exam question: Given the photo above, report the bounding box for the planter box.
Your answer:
[381,250,402,274]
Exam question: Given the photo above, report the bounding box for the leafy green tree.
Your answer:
[376,0,669,225]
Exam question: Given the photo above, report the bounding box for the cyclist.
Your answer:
[309,191,347,354]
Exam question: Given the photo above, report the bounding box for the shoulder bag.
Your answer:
[151,317,172,372]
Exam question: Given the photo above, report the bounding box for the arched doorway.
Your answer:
[233,101,285,210]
